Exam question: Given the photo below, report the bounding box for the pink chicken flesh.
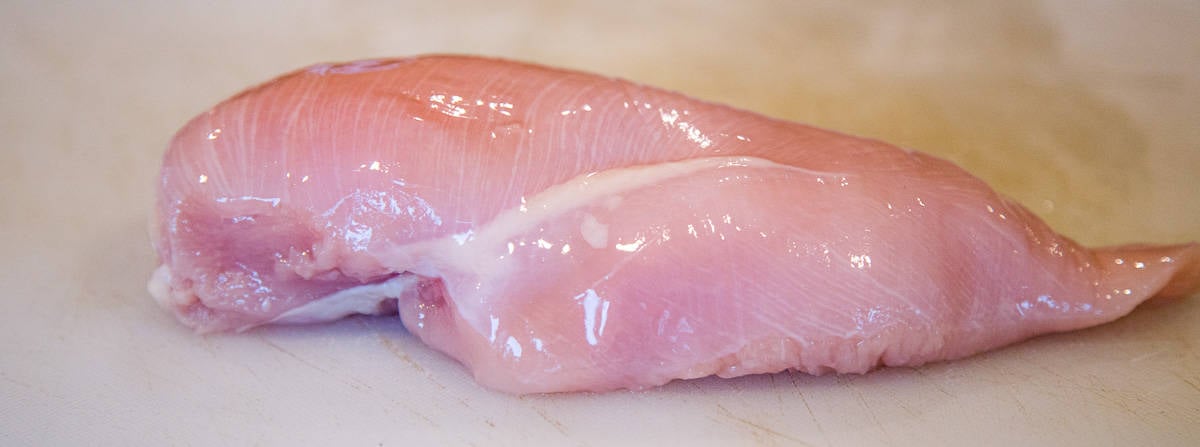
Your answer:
[149,56,1200,393]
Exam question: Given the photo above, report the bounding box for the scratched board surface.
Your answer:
[2,1,1198,445]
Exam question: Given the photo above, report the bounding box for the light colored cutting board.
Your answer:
[2,1,1198,445]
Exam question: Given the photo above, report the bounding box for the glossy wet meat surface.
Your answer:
[149,55,1200,393]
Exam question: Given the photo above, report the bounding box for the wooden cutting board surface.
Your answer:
[2,1,1198,445]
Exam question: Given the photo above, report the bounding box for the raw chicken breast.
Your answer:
[149,55,1200,393]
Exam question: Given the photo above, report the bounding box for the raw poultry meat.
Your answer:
[149,55,1200,393]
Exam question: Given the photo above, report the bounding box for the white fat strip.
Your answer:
[439,156,836,264]
[267,274,417,325]
[388,156,843,335]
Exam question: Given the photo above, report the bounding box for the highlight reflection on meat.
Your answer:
[148,55,1200,393]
